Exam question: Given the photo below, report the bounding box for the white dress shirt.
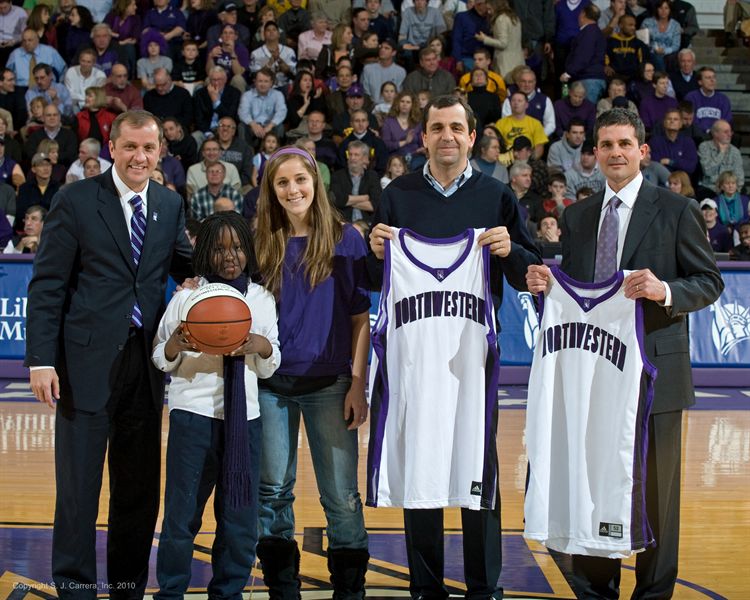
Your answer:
[599,171,672,305]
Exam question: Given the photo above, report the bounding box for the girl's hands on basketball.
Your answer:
[165,325,196,361]
[230,333,273,359]
[175,276,201,292]
[344,379,368,430]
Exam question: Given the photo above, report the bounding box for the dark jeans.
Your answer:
[155,410,262,600]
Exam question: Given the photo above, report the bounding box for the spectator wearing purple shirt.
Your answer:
[685,67,733,135]
[143,0,187,57]
[252,146,370,600]
[639,71,679,131]
[553,81,596,137]
[105,0,142,76]
[90,24,126,76]
[649,108,698,174]
[207,23,251,91]
[381,90,425,170]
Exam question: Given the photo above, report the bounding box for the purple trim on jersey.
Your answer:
[551,266,624,312]
[481,241,501,509]
[397,228,475,282]
[629,297,657,551]
[635,298,658,381]
[366,238,393,508]
[630,372,656,551]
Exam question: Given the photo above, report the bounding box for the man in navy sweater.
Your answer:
[368,95,541,600]
[451,0,491,71]
[561,4,607,104]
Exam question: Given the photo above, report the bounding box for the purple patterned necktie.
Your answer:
[594,196,622,282]
[130,195,146,328]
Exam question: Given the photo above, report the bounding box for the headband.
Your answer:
[268,146,317,168]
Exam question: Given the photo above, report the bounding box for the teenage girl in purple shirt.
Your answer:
[253,146,370,600]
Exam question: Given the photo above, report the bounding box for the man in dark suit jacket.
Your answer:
[26,110,193,597]
[330,140,381,223]
[193,67,242,137]
[527,108,723,599]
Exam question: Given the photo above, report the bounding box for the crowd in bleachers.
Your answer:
[0,0,748,259]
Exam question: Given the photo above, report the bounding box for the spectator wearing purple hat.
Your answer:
[137,30,173,91]
[331,82,379,139]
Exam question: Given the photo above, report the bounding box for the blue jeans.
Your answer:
[258,376,368,550]
[579,78,607,104]
[155,410,262,600]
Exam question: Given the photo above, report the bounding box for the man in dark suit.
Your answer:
[526,108,723,599]
[26,110,193,597]
[193,67,241,138]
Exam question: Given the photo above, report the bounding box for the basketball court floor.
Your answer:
[1,381,748,599]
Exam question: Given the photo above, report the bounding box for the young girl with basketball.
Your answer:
[152,211,281,598]
[253,146,370,599]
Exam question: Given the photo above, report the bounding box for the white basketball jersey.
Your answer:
[524,266,657,558]
[367,227,500,510]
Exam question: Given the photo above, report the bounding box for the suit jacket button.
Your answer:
[117,344,124,351]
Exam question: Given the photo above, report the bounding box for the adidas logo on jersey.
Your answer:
[598,522,623,538]
[470,482,482,496]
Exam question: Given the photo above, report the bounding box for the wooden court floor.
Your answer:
[1,386,748,599]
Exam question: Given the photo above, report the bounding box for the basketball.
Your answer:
[179,283,252,355]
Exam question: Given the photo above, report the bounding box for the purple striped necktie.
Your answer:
[594,196,622,282]
[130,195,146,328]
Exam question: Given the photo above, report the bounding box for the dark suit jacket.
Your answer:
[330,167,381,223]
[24,169,193,412]
[560,180,723,413]
[193,85,241,134]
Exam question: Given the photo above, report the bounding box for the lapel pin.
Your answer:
[153,212,158,222]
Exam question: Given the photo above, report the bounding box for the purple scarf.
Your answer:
[206,273,252,509]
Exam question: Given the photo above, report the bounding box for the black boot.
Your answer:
[327,547,369,600]
[256,537,302,600]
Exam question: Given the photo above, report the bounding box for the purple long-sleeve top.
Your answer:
[381,116,423,156]
[105,13,141,41]
[648,133,697,173]
[553,97,596,137]
[639,93,679,130]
